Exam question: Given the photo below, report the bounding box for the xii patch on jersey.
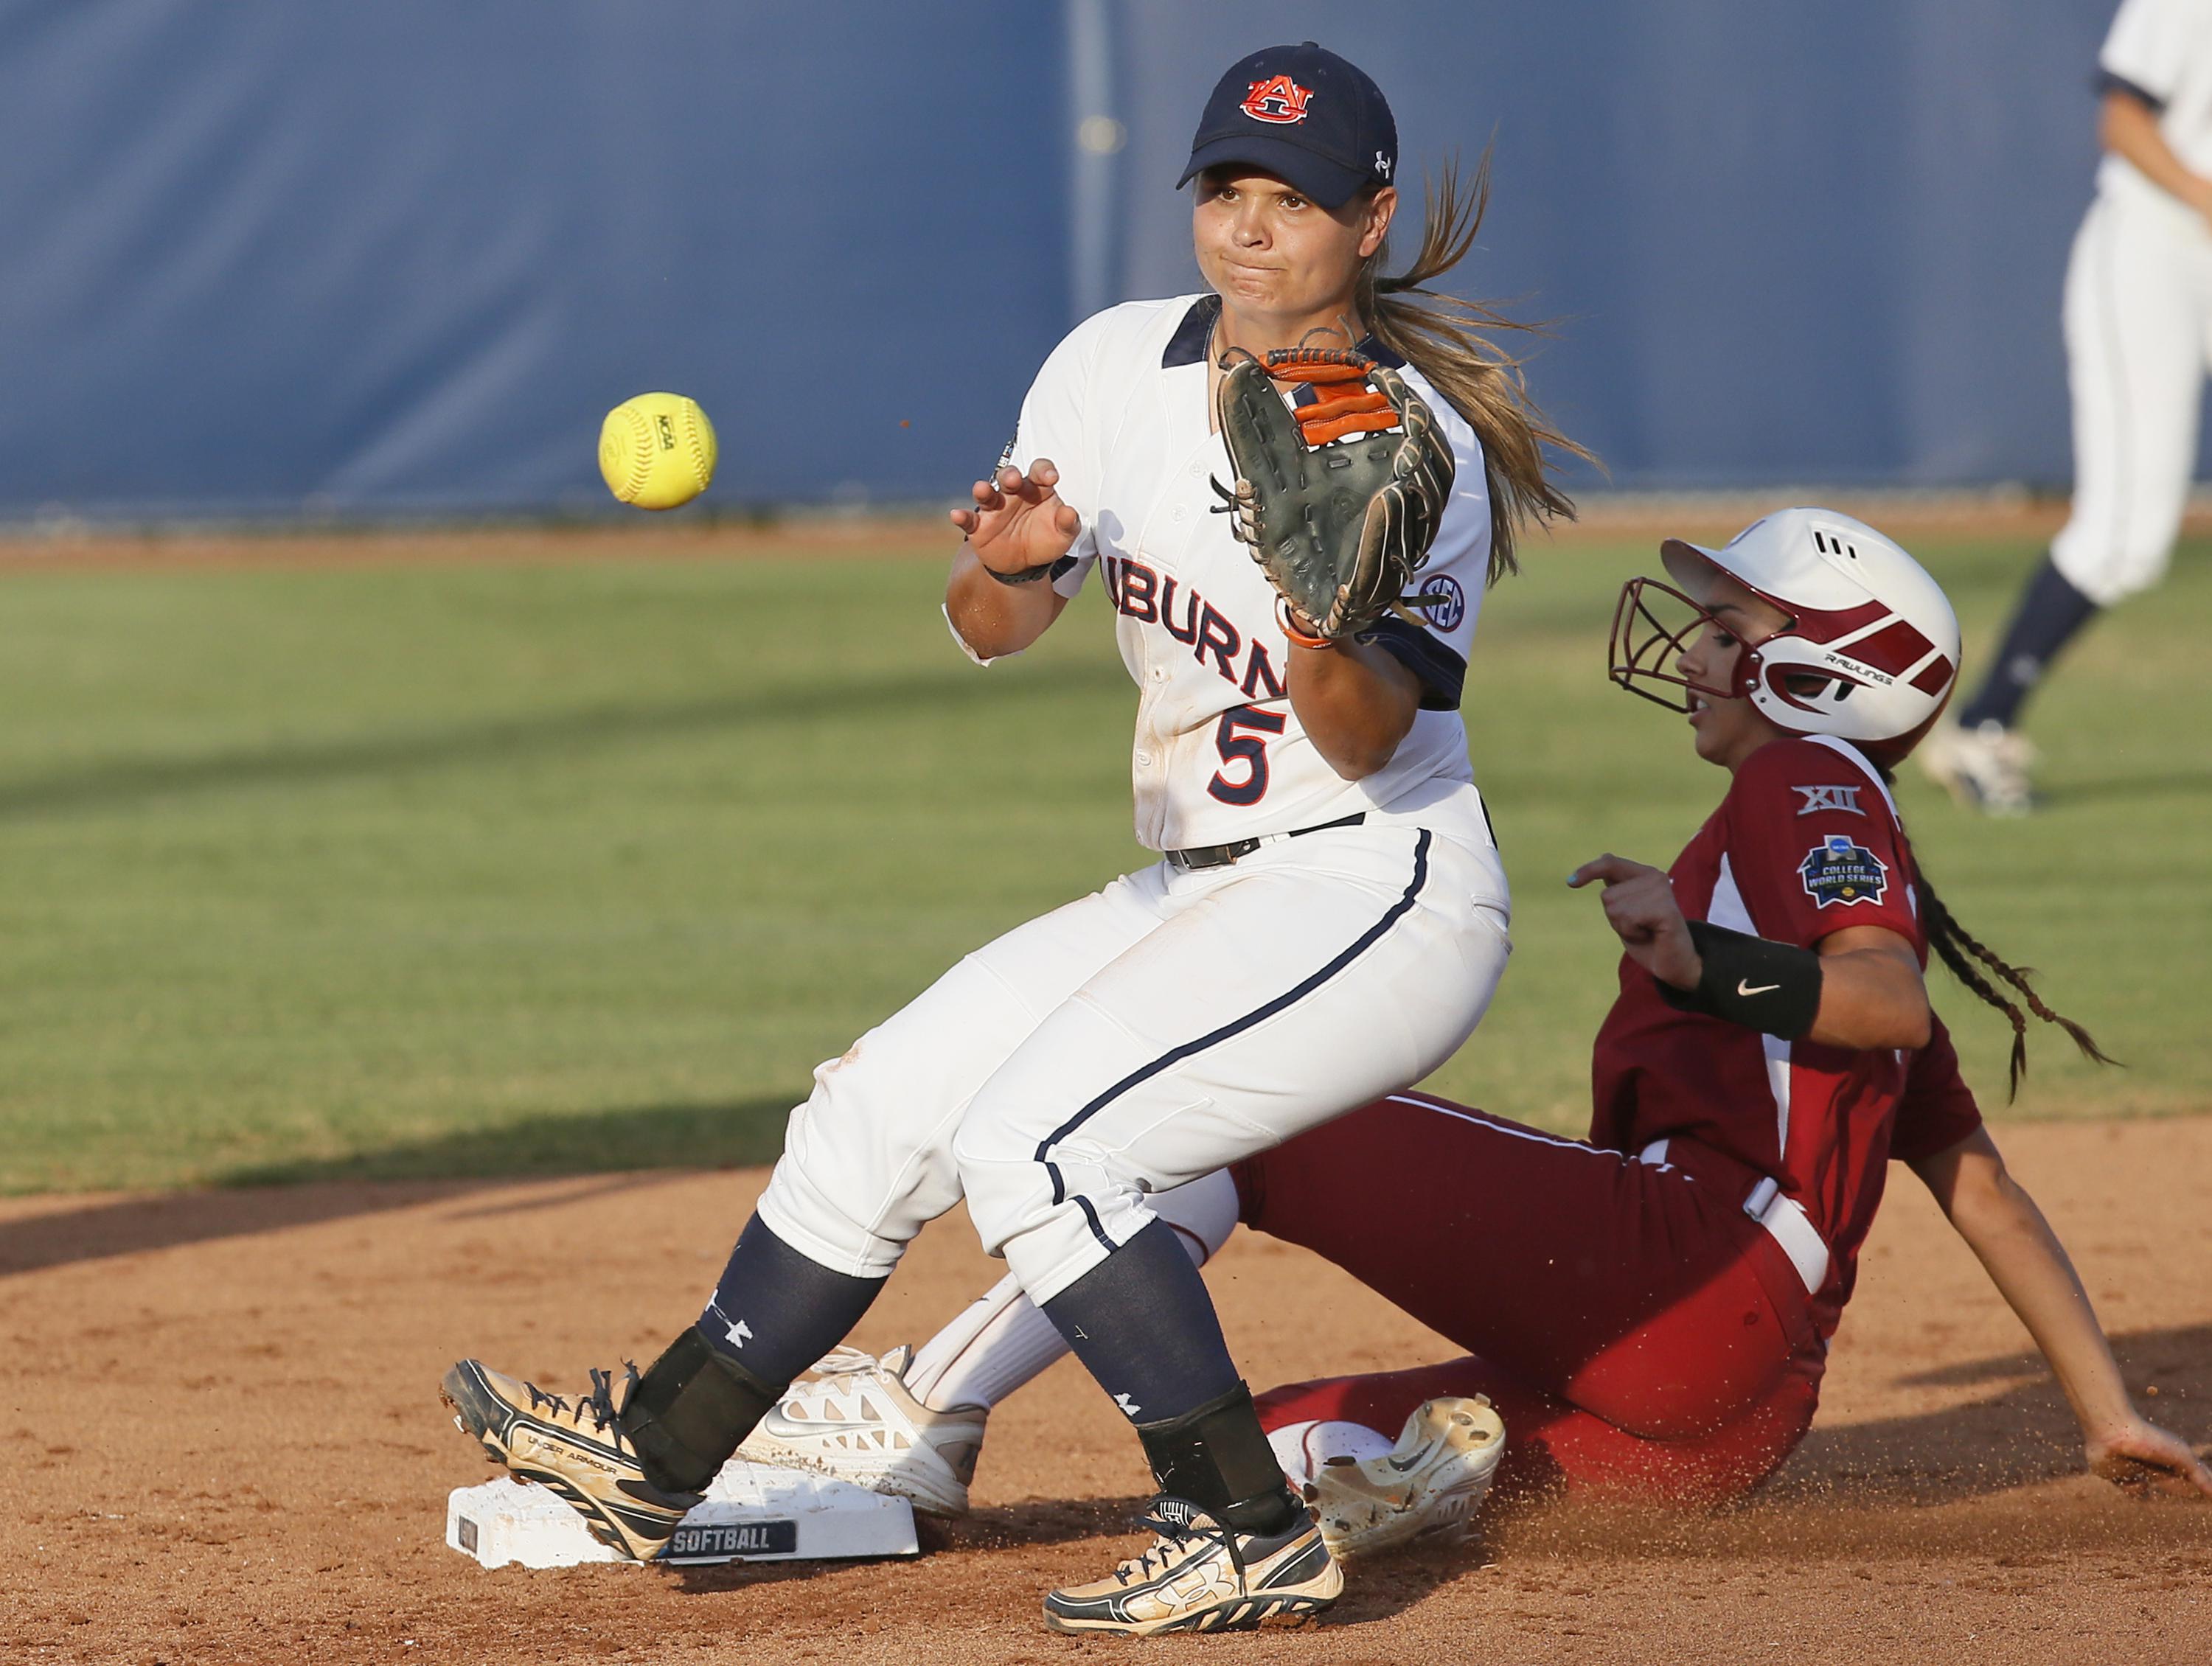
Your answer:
[1791,784,1863,817]
[1798,834,1889,908]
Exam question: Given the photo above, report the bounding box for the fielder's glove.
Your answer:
[1214,346,1455,642]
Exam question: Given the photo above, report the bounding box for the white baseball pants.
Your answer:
[754,820,1510,1306]
[2051,187,2212,607]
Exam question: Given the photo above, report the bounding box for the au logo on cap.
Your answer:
[1240,75,1313,124]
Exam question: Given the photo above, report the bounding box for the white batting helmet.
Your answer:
[1610,507,1961,764]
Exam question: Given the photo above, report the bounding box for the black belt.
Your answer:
[1164,812,1367,871]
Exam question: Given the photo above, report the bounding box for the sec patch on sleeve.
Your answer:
[1799,834,1889,908]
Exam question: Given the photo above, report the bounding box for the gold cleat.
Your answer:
[1043,1496,1341,1636]
[442,1358,700,1562]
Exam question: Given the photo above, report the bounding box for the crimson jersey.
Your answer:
[1588,734,1984,1331]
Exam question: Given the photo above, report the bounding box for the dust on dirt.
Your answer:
[2,1118,2205,1665]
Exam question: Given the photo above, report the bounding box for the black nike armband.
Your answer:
[1654,920,1823,1039]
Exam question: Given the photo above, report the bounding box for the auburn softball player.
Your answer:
[443,42,1581,1634]
[1924,0,2212,814]
[740,509,2209,1552]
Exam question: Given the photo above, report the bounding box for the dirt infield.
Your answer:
[2,1118,2205,1666]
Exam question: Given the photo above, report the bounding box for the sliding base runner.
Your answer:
[445,1460,917,1570]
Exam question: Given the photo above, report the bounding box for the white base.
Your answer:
[446,1460,919,1569]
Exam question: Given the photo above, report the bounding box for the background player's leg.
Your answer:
[1949,556,2100,735]
[2046,196,2205,618]
[1941,198,2205,805]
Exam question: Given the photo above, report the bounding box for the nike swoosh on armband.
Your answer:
[1737,980,1781,997]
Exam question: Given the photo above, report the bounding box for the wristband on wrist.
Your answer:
[1275,596,1335,650]
[978,550,1057,587]
[1653,919,1823,1039]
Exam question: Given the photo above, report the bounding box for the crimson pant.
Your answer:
[1234,1093,1827,1506]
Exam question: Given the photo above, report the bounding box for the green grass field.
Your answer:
[1,526,2205,1194]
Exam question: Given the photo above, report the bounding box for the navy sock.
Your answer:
[698,1213,886,1387]
[1040,1216,1242,1426]
[1955,553,2100,731]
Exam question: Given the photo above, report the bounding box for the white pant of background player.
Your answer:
[755,815,1508,1308]
[2051,180,2212,607]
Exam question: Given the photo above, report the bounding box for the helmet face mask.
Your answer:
[1607,575,1741,713]
[1610,509,1964,767]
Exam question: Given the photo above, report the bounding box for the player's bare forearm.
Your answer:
[1913,1129,2212,1497]
[1285,636,1421,779]
[2102,88,2212,220]
[1916,1131,2129,1430]
[1806,927,1930,1050]
[945,546,1069,661]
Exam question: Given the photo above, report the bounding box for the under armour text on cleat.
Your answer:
[441,1359,700,1561]
[1305,1395,1505,1561]
[1042,1496,1341,1636]
[735,1344,985,1517]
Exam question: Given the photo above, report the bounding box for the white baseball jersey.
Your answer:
[956,294,1495,854]
[2098,0,2212,209]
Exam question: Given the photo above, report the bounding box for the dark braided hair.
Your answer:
[1871,757,2115,1098]
[1910,860,2118,1101]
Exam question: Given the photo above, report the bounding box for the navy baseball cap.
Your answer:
[1178,43,1398,210]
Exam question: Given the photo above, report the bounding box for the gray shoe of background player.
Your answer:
[1918,719,2036,816]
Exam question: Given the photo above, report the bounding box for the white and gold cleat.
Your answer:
[734,1344,985,1517]
[1305,1395,1506,1561]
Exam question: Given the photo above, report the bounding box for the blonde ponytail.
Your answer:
[1357,153,1590,583]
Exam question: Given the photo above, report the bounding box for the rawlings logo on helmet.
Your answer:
[1240,75,1314,124]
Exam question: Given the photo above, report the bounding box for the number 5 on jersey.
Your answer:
[1206,704,1286,806]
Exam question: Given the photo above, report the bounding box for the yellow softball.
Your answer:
[598,392,717,510]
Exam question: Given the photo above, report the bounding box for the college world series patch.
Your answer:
[1799,835,1888,908]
